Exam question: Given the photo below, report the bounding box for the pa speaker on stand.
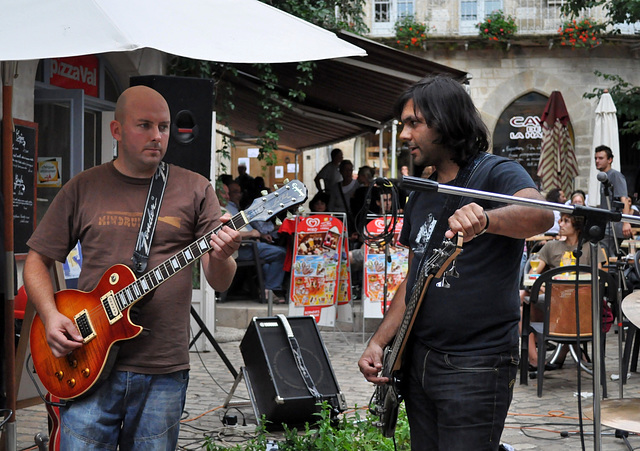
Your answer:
[129,75,214,179]
[239,316,347,430]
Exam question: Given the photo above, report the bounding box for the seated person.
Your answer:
[521,212,605,371]
[543,188,567,236]
[569,189,586,206]
[309,191,330,213]
[222,182,287,303]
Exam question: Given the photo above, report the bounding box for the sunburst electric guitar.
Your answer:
[370,233,463,438]
[30,180,308,400]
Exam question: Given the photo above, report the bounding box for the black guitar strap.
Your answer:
[132,162,169,275]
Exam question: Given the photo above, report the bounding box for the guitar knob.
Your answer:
[445,262,460,279]
[55,371,64,380]
[68,359,78,368]
[81,368,91,378]
[436,276,450,289]
[67,378,76,388]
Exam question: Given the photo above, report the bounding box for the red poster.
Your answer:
[363,216,408,314]
[289,215,343,309]
[50,56,99,97]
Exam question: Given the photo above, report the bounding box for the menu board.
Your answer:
[12,119,38,256]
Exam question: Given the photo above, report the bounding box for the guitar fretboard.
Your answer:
[382,254,433,377]
[111,210,249,312]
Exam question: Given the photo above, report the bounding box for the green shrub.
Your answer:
[476,10,518,41]
[394,15,428,50]
[204,401,411,450]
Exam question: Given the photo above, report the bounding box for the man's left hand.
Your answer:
[209,213,241,260]
[623,221,633,238]
[445,202,487,242]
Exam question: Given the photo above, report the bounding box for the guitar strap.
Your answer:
[132,162,169,275]
[277,314,322,401]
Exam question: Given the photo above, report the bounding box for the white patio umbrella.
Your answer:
[0,2,365,443]
[0,0,365,63]
[587,91,620,206]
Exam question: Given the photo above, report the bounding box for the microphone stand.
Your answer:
[600,180,629,396]
[401,175,640,451]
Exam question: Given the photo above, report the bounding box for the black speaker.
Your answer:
[129,75,214,179]
[240,316,346,429]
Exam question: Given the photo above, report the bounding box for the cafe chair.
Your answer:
[218,240,266,304]
[522,265,616,397]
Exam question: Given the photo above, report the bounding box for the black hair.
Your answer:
[330,148,343,160]
[595,145,613,159]
[545,188,563,203]
[393,75,489,167]
[309,191,330,211]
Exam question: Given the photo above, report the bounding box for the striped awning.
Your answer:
[537,91,579,195]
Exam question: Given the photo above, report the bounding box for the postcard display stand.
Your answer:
[362,215,408,321]
[288,213,353,327]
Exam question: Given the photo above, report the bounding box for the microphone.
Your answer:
[597,172,612,188]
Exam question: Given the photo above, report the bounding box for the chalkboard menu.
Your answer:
[493,92,548,188]
[13,119,38,256]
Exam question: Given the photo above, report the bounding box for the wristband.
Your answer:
[475,210,490,237]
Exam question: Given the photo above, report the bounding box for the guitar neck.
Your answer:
[382,266,429,376]
[115,210,249,310]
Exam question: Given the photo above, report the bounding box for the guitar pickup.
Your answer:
[74,309,96,343]
[101,291,123,324]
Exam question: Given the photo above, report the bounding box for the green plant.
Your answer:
[394,15,428,50]
[476,10,517,41]
[204,402,411,450]
[557,17,603,48]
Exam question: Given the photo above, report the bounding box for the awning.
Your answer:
[222,32,469,151]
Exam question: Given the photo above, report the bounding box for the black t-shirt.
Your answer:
[400,155,536,355]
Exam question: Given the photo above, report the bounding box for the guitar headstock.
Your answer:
[243,180,308,223]
[428,232,463,279]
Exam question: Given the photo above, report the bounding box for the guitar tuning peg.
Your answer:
[275,218,282,226]
[445,261,459,279]
[261,190,268,196]
[283,178,290,184]
[435,275,450,289]
[273,184,278,191]
[298,207,305,214]
[286,211,294,219]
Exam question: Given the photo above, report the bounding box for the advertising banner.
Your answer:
[288,214,343,326]
[336,227,353,324]
[362,215,409,319]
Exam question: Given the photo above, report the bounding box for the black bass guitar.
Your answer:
[370,233,463,437]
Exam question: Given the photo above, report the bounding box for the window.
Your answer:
[372,0,416,35]
[397,0,414,19]
[460,0,503,34]
[375,0,391,22]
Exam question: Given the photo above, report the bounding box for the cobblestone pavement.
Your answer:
[13,326,640,450]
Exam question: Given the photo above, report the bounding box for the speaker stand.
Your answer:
[223,367,254,409]
[189,306,238,379]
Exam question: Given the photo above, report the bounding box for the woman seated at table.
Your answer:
[521,212,606,372]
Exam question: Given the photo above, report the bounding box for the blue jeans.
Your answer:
[403,343,518,451]
[60,370,189,450]
[237,241,286,290]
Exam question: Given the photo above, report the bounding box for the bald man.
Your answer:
[24,86,241,450]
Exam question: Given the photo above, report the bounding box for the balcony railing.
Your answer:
[369,0,639,38]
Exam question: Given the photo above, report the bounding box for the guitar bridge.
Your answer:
[74,310,96,343]
[101,291,123,324]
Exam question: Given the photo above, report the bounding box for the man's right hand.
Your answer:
[358,342,389,385]
[44,311,84,358]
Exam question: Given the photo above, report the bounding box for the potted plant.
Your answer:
[557,17,603,49]
[394,15,429,50]
[476,10,518,42]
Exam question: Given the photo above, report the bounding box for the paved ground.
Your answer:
[11,316,640,450]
